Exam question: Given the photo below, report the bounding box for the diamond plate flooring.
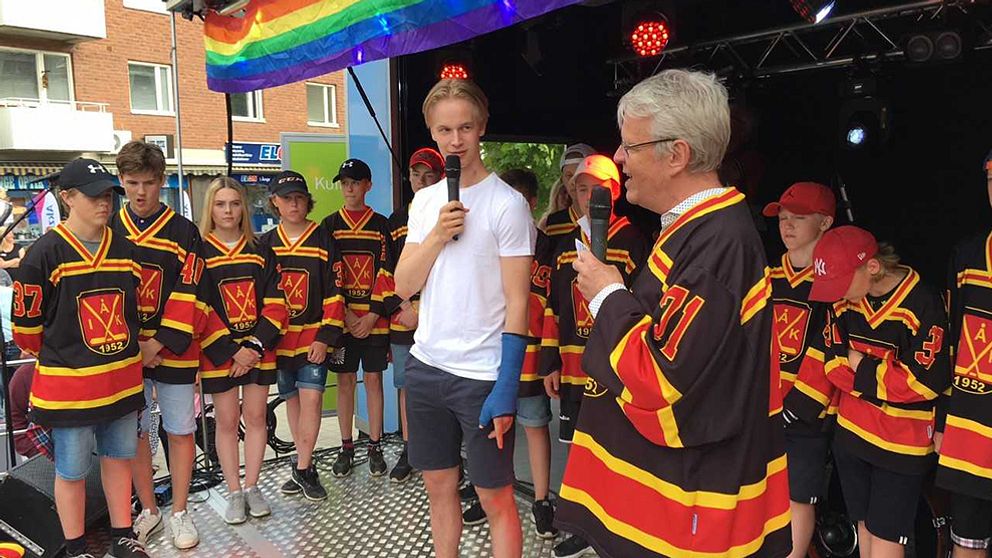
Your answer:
[84,443,571,557]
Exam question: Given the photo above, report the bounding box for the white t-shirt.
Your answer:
[406,173,537,381]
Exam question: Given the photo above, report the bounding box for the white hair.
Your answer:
[617,69,731,174]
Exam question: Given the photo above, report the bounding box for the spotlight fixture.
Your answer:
[790,0,836,24]
[439,63,469,80]
[629,13,671,57]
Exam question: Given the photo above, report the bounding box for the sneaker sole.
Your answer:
[280,482,303,495]
[248,508,271,518]
[302,490,328,502]
[554,547,594,558]
[332,470,352,478]
[463,516,488,526]
[224,515,247,525]
[172,536,200,550]
[529,511,558,540]
[370,469,387,477]
[389,472,412,483]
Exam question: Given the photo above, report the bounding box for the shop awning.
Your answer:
[0,162,64,176]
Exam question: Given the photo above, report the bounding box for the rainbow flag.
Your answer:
[204,0,583,93]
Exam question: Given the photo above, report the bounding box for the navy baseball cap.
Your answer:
[57,158,124,196]
[270,170,309,197]
[333,158,372,182]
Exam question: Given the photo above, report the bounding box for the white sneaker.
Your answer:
[132,508,163,544]
[245,485,271,518]
[168,510,199,550]
[224,491,247,525]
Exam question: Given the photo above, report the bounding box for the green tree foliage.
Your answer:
[481,142,564,217]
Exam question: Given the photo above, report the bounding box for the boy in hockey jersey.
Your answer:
[935,150,992,556]
[261,171,345,500]
[320,159,392,477]
[804,227,951,557]
[763,181,835,558]
[383,148,444,483]
[13,159,149,558]
[112,141,204,549]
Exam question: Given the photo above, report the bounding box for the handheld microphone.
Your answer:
[589,185,612,263]
[445,155,461,240]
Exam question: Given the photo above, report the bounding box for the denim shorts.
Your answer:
[52,411,139,481]
[277,363,329,399]
[391,344,412,389]
[516,394,552,428]
[139,379,196,436]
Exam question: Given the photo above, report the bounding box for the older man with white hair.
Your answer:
[555,69,792,558]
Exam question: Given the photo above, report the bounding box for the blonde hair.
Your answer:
[200,177,255,246]
[537,177,572,231]
[871,242,901,281]
[422,79,490,126]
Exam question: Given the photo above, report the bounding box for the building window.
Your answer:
[306,83,338,127]
[0,48,72,105]
[128,62,173,115]
[231,91,264,121]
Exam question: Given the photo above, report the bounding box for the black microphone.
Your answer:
[589,185,612,263]
[445,155,461,240]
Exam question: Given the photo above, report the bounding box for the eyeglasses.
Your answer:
[619,137,679,158]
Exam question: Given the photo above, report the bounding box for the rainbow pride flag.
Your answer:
[204,0,583,93]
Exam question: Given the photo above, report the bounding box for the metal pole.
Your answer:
[170,13,191,218]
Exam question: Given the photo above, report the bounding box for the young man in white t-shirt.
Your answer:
[395,79,536,558]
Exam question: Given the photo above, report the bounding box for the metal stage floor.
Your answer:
[86,443,569,557]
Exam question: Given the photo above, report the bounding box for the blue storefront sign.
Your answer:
[0,174,53,191]
[231,173,273,186]
[225,142,283,166]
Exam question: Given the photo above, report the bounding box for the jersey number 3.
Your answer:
[914,325,944,369]
[13,282,43,318]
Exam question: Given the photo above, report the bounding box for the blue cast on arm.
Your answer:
[479,332,527,427]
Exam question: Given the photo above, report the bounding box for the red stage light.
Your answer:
[630,20,670,57]
[440,63,469,80]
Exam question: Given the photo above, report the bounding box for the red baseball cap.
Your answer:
[408,148,445,177]
[762,182,836,218]
[809,226,878,302]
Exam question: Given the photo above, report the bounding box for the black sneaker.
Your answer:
[462,500,487,526]
[332,448,354,478]
[106,535,150,558]
[459,483,478,501]
[532,499,558,539]
[299,465,328,501]
[553,534,593,558]
[281,470,303,495]
[389,448,413,483]
[368,445,387,477]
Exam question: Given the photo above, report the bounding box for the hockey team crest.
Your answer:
[78,288,130,355]
[774,301,811,363]
[220,277,258,332]
[342,251,374,298]
[137,264,164,322]
[280,268,310,318]
[954,313,992,395]
[571,279,593,339]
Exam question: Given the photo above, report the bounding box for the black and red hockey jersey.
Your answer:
[787,266,951,474]
[13,224,144,427]
[556,189,791,558]
[516,207,581,397]
[937,231,992,495]
[321,206,392,346]
[771,254,832,432]
[539,217,649,403]
[259,222,345,372]
[199,234,288,394]
[110,206,209,384]
[382,205,417,346]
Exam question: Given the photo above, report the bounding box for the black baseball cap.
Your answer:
[57,158,124,196]
[333,158,372,183]
[270,170,309,197]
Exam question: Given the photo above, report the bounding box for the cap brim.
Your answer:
[73,180,124,197]
[273,184,309,197]
[809,273,853,303]
[762,202,782,217]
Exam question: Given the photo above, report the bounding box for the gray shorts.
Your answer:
[405,356,515,489]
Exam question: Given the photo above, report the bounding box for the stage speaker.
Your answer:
[0,454,106,558]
